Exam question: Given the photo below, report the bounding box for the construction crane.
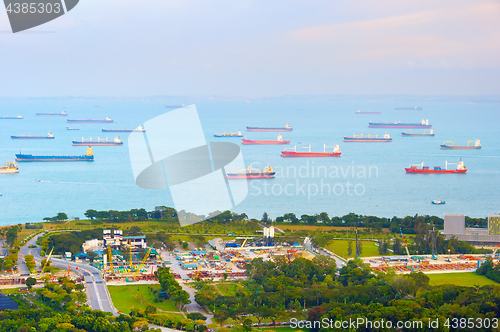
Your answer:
[108,245,113,274]
[131,245,154,280]
[491,242,500,260]
[63,264,71,278]
[129,240,133,268]
[241,237,249,248]
[39,247,54,277]
[400,228,418,272]
[193,259,204,279]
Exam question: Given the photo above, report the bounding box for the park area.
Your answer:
[327,239,384,258]
[108,284,183,320]
[427,272,498,287]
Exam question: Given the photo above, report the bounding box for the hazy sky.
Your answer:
[0,0,499,97]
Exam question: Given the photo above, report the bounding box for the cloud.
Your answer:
[288,3,500,70]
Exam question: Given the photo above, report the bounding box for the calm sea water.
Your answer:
[0,97,499,226]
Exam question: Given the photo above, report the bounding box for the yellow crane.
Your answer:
[129,240,133,268]
[241,237,249,248]
[108,245,113,274]
[131,245,154,280]
[39,247,54,277]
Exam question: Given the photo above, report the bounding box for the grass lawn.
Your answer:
[216,283,245,296]
[428,273,499,287]
[327,240,385,258]
[278,224,373,232]
[0,287,26,295]
[108,284,179,314]
[153,313,186,323]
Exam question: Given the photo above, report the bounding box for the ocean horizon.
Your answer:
[1,96,499,226]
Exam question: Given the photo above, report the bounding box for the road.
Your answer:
[20,232,117,314]
[161,250,213,324]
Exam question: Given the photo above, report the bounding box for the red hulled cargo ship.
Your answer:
[241,134,290,145]
[281,144,341,157]
[405,160,467,173]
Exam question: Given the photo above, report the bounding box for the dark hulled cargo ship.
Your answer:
[15,147,94,162]
[369,119,431,129]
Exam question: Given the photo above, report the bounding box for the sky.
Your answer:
[0,0,499,97]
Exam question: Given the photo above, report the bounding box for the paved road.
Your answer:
[161,250,213,324]
[21,232,117,314]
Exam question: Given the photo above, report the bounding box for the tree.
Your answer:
[145,305,157,315]
[6,226,18,246]
[262,212,270,224]
[347,239,353,256]
[356,240,363,256]
[56,213,68,221]
[127,226,142,236]
[25,277,36,289]
[84,209,98,220]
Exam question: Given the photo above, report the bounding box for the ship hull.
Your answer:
[247,127,292,132]
[72,142,123,146]
[343,137,391,142]
[102,129,145,132]
[440,146,481,149]
[36,114,67,116]
[227,174,275,179]
[1,117,23,119]
[401,133,435,137]
[67,120,113,123]
[369,124,432,128]
[0,169,19,174]
[281,152,341,157]
[214,135,243,137]
[241,139,290,145]
[11,136,54,139]
[405,168,466,173]
[15,155,94,162]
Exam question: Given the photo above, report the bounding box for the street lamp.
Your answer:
[448,249,451,260]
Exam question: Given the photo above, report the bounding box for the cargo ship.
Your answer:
[395,107,422,110]
[369,119,431,129]
[36,111,67,116]
[355,110,381,114]
[401,129,434,137]
[102,125,145,133]
[16,147,94,162]
[67,117,113,123]
[440,139,481,150]
[343,133,391,142]
[281,144,341,157]
[11,132,54,139]
[0,162,19,174]
[242,134,290,145]
[214,131,242,137]
[405,160,467,173]
[247,124,292,132]
[227,164,275,179]
[1,115,23,119]
[72,136,123,146]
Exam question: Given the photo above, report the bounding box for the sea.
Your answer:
[1,96,499,226]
